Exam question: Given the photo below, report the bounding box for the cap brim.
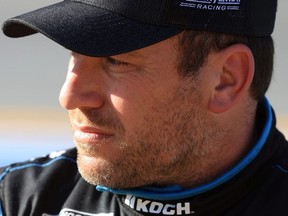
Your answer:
[2,1,182,57]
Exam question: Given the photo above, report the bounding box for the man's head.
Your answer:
[2,0,278,188]
[58,33,256,188]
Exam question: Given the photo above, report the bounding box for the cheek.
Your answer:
[109,94,127,116]
[109,84,156,127]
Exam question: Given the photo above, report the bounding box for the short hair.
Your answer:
[178,30,274,101]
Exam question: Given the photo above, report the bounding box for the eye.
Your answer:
[106,57,129,66]
[104,57,135,73]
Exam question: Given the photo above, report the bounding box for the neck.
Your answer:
[179,100,258,188]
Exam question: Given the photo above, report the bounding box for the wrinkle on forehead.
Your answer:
[112,34,180,59]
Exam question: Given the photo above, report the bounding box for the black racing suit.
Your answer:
[1,98,288,216]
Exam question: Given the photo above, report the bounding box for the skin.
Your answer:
[59,34,257,189]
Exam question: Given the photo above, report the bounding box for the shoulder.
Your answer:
[0,148,85,215]
[257,129,288,207]
[0,149,124,215]
[0,148,78,183]
[0,148,80,212]
[270,129,288,172]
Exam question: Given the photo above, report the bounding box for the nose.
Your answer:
[59,54,106,110]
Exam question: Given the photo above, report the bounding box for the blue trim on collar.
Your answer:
[96,98,273,200]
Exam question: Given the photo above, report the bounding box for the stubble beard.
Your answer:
[75,81,221,189]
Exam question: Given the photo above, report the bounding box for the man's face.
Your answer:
[59,35,216,188]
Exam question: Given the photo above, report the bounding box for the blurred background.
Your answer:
[0,0,288,166]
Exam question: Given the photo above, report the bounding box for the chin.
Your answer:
[77,153,145,189]
[77,153,112,185]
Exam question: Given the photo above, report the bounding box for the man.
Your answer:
[1,0,287,215]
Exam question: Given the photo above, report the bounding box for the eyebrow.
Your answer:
[70,51,144,60]
[112,50,145,60]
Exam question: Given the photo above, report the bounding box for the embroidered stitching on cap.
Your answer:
[179,0,241,11]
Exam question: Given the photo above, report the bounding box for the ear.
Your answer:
[208,44,255,113]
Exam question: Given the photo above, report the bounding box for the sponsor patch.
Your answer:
[125,195,195,215]
[179,0,241,11]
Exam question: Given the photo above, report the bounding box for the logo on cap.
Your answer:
[180,0,241,11]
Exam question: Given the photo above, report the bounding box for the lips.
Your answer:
[72,125,113,143]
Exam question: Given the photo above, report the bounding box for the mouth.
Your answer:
[72,125,114,144]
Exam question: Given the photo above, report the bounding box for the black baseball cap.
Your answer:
[2,0,277,57]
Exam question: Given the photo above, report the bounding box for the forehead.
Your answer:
[113,34,181,60]
[69,34,182,68]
